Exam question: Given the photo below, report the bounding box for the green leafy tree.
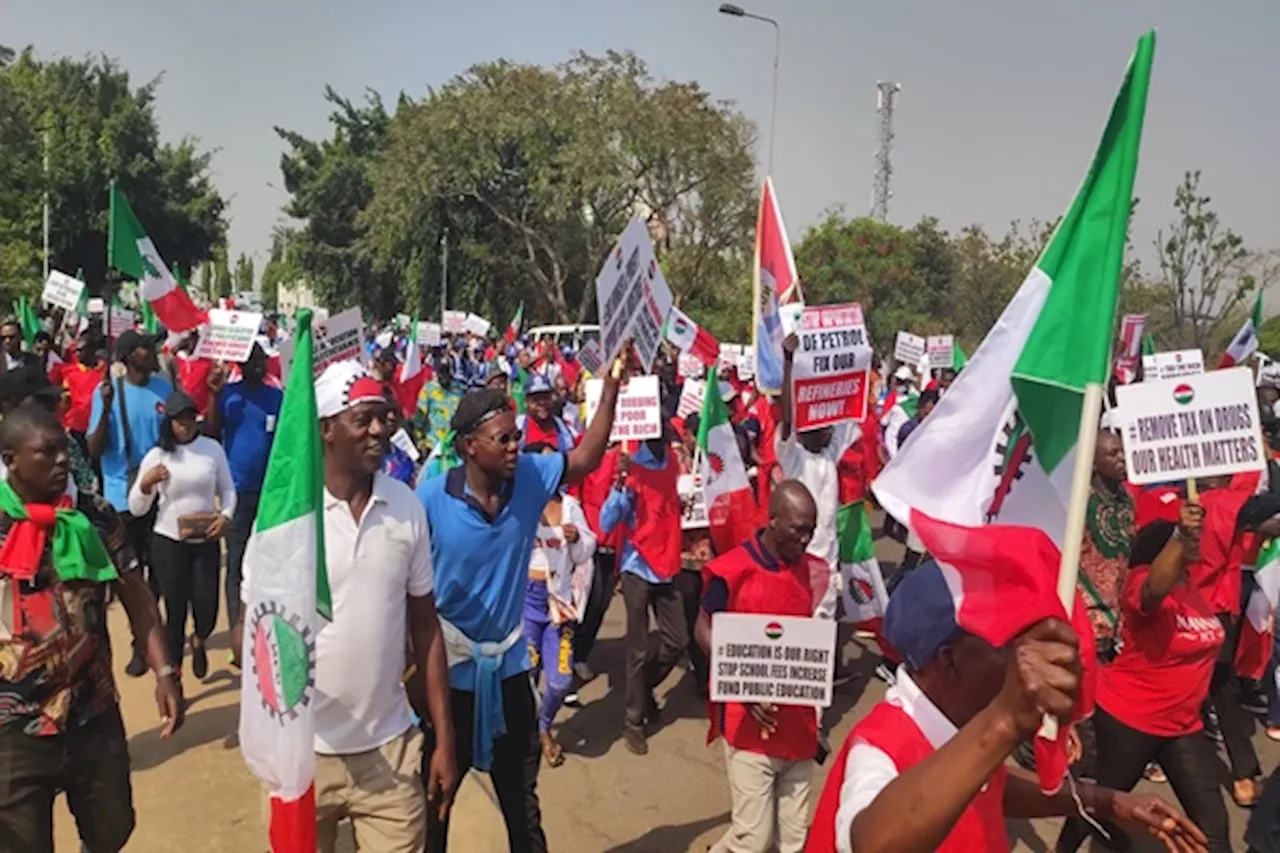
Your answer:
[233,252,255,295]
[259,224,301,312]
[0,46,226,302]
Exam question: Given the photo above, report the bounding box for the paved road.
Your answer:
[53,533,1277,851]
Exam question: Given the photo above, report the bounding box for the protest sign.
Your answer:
[279,307,363,379]
[577,339,604,375]
[86,297,105,315]
[737,349,756,380]
[894,331,925,365]
[678,473,709,530]
[595,216,674,370]
[108,308,136,338]
[442,310,467,334]
[718,343,743,371]
[779,302,805,338]
[1141,348,1204,380]
[193,309,263,363]
[677,378,706,418]
[394,313,410,329]
[419,321,442,347]
[710,613,836,708]
[390,428,421,463]
[583,374,662,442]
[42,270,85,312]
[927,335,954,368]
[464,313,491,337]
[677,351,703,379]
[791,303,872,432]
[1116,368,1265,486]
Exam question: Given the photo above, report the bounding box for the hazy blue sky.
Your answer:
[8,0,1278,285]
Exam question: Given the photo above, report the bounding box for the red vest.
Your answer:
[625,453,682,579]
[806,703,1009,853]
[703,538,822,761]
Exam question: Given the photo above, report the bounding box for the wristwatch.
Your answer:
[155,664,177,680]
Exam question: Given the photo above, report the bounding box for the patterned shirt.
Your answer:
[0,492,138,736]
[413,379,463,453]
[1079,477,1134,642]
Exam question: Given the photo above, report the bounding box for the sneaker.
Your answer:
[563,692,582,709]
[1144,763,1168,784]
[874,662,897,686]
[192,642,208,680]
[623,723,648,756]
[125,651,148,678]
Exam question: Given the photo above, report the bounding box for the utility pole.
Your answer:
[42,129,50,280]
[439,227,449,317]
[871,81,901,223]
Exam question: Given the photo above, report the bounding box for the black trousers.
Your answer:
[1056,706,1231,853]
[150,533,220,668]
[424,675,546,853]
[572,549,615,667]
[0,705,135,853]
[620,572,687,726]
[224,491,260,630]
[122,508,159,600]
[1210,611,1261,781]
[673,568,709,686]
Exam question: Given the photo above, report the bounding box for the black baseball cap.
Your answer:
[114,329,162,361]
[163,390,199,418]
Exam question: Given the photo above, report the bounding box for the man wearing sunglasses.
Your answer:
[416,343,632,853]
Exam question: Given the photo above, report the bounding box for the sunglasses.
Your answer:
[480,428,523,448]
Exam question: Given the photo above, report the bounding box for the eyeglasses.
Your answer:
[481,428,523,447]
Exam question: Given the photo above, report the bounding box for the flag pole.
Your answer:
[1056,382,1105,611]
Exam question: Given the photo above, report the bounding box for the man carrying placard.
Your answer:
[696,480,828,853]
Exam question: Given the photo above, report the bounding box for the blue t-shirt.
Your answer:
[218,382,284,493]
[416,452,566,691]
[89,374,172,511]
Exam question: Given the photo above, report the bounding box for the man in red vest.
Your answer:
[805,558,1207,853]
[600,424,684,756]
[695,479,827,853]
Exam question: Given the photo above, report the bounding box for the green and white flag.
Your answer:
[239,308,330,849]
[875,32,1155,549]
[836,502,889,624]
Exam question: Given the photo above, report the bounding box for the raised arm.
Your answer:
[1141,503,1202,612]
[778,333,798,442]
[565,344,630,485]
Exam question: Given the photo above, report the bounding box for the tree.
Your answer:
[233,252,255,295]
[258,224,301,312]
[0,46,227,302]
[1157,170,1254,351]
[362,51,757,325]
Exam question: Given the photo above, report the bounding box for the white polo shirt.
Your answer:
[243,472,434,755]
[775,420,858,570]
[835,669,958,853]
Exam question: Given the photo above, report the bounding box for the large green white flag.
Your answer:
[239,309,330,851]
[875,32,1155,548]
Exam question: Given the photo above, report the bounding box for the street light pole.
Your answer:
[42,129,50,280]
[440,227,449,318]
[719,3,781,177]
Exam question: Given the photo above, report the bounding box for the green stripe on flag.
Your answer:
[837,502,875,564]
[256,309,331,619]
[1011,31,1155,473]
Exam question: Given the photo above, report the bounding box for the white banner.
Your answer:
[419,321,442,348]
[42,270,85,312]
[595,217,674,371]
[280,307,365,379]
[1116,368,1265,485]
[710,613,836,708]
[678,351,703,379]
[194,309,263,363]
[791,303,872,432]
[464,313,491,337]
[894,331,925,365]
[583,374,662,442]
[678,473,709,530]
[442,310,467,334]
[108,308,136,337]
[677,377,706,419]
[926,334,954,369]
[1141,348,1204,380]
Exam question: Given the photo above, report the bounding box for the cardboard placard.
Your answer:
[108,308,136,338]
[779,302,805,338]
[791,303,872,432]
[926,335,954,369]
[583,374,662,442]
[737,349,756,380]
[718,343,743,370]
[86,297,105,315]
[194,309,263,363]
[577,339,604,375]
[419,321,442,348]
[710,613,836,708]
[595,216,674,371]
[464,313,491,337]
[678,473,709,530]
[390,428,421,462]
[677,378,705,419]
[42,270,85,312]
[1141,349,1204,380]
[278,307,364,379]
[1116,368,1265,485]
[442,310,467,334]
[894,331,925,365]
[677,351,703,379]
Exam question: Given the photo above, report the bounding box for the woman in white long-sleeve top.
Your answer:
[129,390,236,681]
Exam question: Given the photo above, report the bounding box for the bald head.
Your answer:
[763,479,817,564]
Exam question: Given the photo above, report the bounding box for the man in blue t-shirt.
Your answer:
[87,329,171,677]
[203,343,283,649]
[415,345,629,853]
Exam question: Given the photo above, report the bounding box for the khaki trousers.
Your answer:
[315,727,426,853]
[710,742,814,853]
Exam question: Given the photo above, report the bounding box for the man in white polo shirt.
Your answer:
[236,361,456,852]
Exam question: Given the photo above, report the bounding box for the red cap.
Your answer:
[1134,485,1182,529]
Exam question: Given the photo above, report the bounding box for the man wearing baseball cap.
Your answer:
[232,360,457,851]
[88,328,171,678]
[805,517,1207,853]
[518,372,577,452]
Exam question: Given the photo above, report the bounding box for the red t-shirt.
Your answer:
[1189,487,1250,616]
[57,361,107,434]
[1096,567,1224,737]
[523,417,561,450]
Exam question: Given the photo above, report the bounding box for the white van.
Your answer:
[526,324,600,349]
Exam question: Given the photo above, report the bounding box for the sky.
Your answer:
[7,0,1278,294]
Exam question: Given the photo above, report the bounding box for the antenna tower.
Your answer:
[871,81,901,222]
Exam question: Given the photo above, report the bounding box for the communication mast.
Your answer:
[871,81,901,223]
